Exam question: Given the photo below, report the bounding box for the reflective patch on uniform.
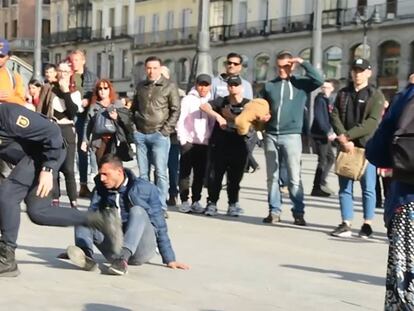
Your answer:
[16,115,30,128]
[0,139,2,145]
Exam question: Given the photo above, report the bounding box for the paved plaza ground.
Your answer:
[0,149,388,311]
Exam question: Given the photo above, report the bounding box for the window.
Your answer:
[2,0,9,8]
[4,22,7,38]
[43,0,51,4]
[254,53,270,82]
[152,14,159,32]
[352,43,370,59]
[108,54,114,79]
[137,16,145,34]
[11,0,17,5]
[386,0,397,18]
[12,19,17,38]
[214,56,227,76]
[96,52,102,79]
[164,59,175,79]
[323,46,342,79]
[54,53,61,65]
[177,58,190,83]
[122,5,129,30]
[96,10,103,33]
[122,49,128,78]
[379,41,400,77]
[109,8,115,28]
[132,61,145,86]
[209,1,231,26]
[42,19,50,37]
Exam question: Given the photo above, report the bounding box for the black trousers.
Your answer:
[312,138,335,189]
[0,153,88,248]
[179,143,208,203]
[54,124,77,202]
[207,139,248,204]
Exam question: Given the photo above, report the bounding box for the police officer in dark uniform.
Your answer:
[0,102,123,277]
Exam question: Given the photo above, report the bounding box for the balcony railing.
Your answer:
[91,25,129,40]
[132,27,198,49]
[8,38,35,52]
[44,27,92,45]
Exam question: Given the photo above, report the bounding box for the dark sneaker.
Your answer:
[108,258,128,275]
[0,242,20,277]
[67,245,97,271]
[293,214,306,226]
[87,208,123,254]
[262,212,281,224]
[331,222,352,238]
[359,223,373,239]
[79,185,92,198]
[311,188,331,197]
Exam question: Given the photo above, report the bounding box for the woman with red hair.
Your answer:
[81,79,133,163]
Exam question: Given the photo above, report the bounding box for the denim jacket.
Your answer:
[366,84,414,227]
[90,168,176,264]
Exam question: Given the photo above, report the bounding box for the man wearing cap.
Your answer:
[211,52,253,100]
[260,50,323,226]
[0,38,25,105]
[330,58,385,238]
[176,74,219,213]
[200,75,251,217]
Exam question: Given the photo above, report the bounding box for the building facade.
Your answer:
[0,0,50,64]
[44,0,414,99]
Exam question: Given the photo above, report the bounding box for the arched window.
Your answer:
[299,48,312,62]
[177,58,190,84]
[254,53,270,82]
[323,46,342,79]
[378,40,400,77]
[214,56,227,76]
[352,43,370,60]
[132,61,145,87]
[163,59,175,79]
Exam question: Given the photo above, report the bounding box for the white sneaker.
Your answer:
[191,201,204,214]
[227,203,240,217]
[204,203,217,216]
[178,201,191,213]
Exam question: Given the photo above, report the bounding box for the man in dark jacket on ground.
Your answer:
[310,79,337,197]
[67,154,189,275]
[131,56,180,214]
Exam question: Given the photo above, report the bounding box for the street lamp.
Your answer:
[354,5,381,59]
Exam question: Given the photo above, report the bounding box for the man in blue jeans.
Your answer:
[260,50,323,226]
[131,56,180,215]
[66,154,189,275]
[330,58,385,238]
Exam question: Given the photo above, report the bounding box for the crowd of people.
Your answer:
[2,35,414,309]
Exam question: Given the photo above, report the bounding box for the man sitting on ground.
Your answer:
[66,154,189,275]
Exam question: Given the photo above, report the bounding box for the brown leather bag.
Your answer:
[335,147,368,181]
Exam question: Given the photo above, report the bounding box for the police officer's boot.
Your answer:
[0,241,20,277]
[86,208,123,254]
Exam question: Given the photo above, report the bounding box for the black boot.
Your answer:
[86,208,123,254]
[0,241,20,277]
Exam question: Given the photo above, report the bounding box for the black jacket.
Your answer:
[132,76,180,136]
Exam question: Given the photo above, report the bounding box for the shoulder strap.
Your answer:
[5,67,16,89]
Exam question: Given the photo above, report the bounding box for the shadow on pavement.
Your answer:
[280,264,385,287]
[83,304,132,311]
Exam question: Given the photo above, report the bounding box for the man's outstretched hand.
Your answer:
[167,261,190,270]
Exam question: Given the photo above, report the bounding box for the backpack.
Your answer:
[391,97,414,184]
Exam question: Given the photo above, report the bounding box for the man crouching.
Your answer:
[67,154,189,275]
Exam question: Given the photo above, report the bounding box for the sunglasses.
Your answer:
[98,87,109,90]
[226,61,241,66]
[0,54,7,58]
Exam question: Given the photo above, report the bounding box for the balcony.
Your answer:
[91,25,129,40]
[132,27,197,49]
[8,38,35,52]
[44,27,92,45]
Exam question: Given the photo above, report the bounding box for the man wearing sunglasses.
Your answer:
[0,38,25,105]
[211,52,253,100]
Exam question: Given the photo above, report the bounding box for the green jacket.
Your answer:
[330,84,385,147]
[259,62,323,135]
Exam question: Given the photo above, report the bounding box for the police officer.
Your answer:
[0,102,123,277]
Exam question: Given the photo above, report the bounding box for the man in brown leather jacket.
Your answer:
[131,56,180,214]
